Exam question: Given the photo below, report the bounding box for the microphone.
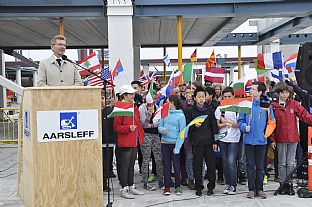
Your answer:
[61,55,71,62]
[61,55,114,87]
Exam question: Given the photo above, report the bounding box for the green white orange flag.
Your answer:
[146,80,154,103]
[220,97,252,114]
[107,101,134,118]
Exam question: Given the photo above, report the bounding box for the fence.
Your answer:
[0,108,19,143]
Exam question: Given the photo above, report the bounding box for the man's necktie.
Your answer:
[56,59,62,67]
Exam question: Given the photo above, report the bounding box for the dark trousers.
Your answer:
[138,146,143,172]
[119,147,138,188]
[193,145,216,191]
[245,144,266,192]
[180,145,188,182]
[161,143,181,188]
[115,146,122,181]
[102,147,114,188]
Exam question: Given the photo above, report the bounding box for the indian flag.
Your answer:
[107,101,134,118]
[220,97,252,114]
[233,78,245,96]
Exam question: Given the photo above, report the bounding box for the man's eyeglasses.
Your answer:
[52,43,66,47]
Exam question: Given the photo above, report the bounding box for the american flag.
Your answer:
[85,67,113,88]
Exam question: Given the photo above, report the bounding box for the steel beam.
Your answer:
[280,33,312,45]
[202,17,249,46]
[134,1,312,17]
[258,16,312,44]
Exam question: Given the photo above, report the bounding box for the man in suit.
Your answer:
[37,35,82,86]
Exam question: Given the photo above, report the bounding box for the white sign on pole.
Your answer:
[37,109,98,142]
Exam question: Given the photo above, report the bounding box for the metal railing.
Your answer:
[0,108,19,143]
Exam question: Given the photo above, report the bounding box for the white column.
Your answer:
[107,0,134,90]
[33,71,38,87]
[0,49,7,109]
[230,67,235,83]
[16,68,22,104]
[133,46,141,81]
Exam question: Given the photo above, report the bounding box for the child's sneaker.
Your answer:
[227,186,236,195]
[121,186,135,199]
[147,174,156,183]
[175,187,182,195]
[144,183,156,191]
[163,187,171,196]
[263,175,268,185]
[223,185,230,194]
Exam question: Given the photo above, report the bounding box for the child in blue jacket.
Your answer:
[158,95,186,196]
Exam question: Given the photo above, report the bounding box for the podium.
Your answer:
[17,86,103,207]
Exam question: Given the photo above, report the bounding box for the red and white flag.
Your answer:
[78,52,101,76]
[153,102,170,123]
[204,67,225,83]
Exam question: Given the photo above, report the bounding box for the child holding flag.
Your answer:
[113,85,145,199]
[185,86,218,196]
[158,95,186,196]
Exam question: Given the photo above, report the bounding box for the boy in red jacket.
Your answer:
[270,82,312,195]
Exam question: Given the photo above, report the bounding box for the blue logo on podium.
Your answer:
[60,112,77,130]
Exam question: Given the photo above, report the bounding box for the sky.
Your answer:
[4,20,258,62]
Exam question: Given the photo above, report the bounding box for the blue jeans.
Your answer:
[219,141,239,187]
[245,144,266,192]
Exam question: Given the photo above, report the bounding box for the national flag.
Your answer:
[78,52,101,76]
[270,69,284,83]
[190,49,197,62]
[205,67,225,83]
[153,102,170,123]
[107,101,134,118]
[139,69,149,87]
[163,54,171,68]
[183,62,193,82]
[284,53,297,69]
[254,59,271,75]
[146,80,154,103]
[257,51,283,69]
[112,59,125,80]
[179,115,208,139]
[233,78,245,96]
[102,67,114,89]
[283,53,297,81]
[220,97,252,114]
[206,50,216,68]
[173,70,183,86]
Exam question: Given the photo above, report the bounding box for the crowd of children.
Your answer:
[101,78,312,200]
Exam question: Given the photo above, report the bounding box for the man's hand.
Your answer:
[195,122,202,128]
[213,144,218,151]
[161,128,168,134]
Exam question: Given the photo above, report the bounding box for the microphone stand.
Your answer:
[62,55,114,206]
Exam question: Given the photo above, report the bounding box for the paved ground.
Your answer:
[1,144,312,207]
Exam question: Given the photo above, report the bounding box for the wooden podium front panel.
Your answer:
[20,87,103,207]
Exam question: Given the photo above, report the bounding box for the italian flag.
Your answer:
[146,80,154,103]
[153,102,170,123]
[108,101,134,118]
[220,97,252,114]
[233,78,245,96]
